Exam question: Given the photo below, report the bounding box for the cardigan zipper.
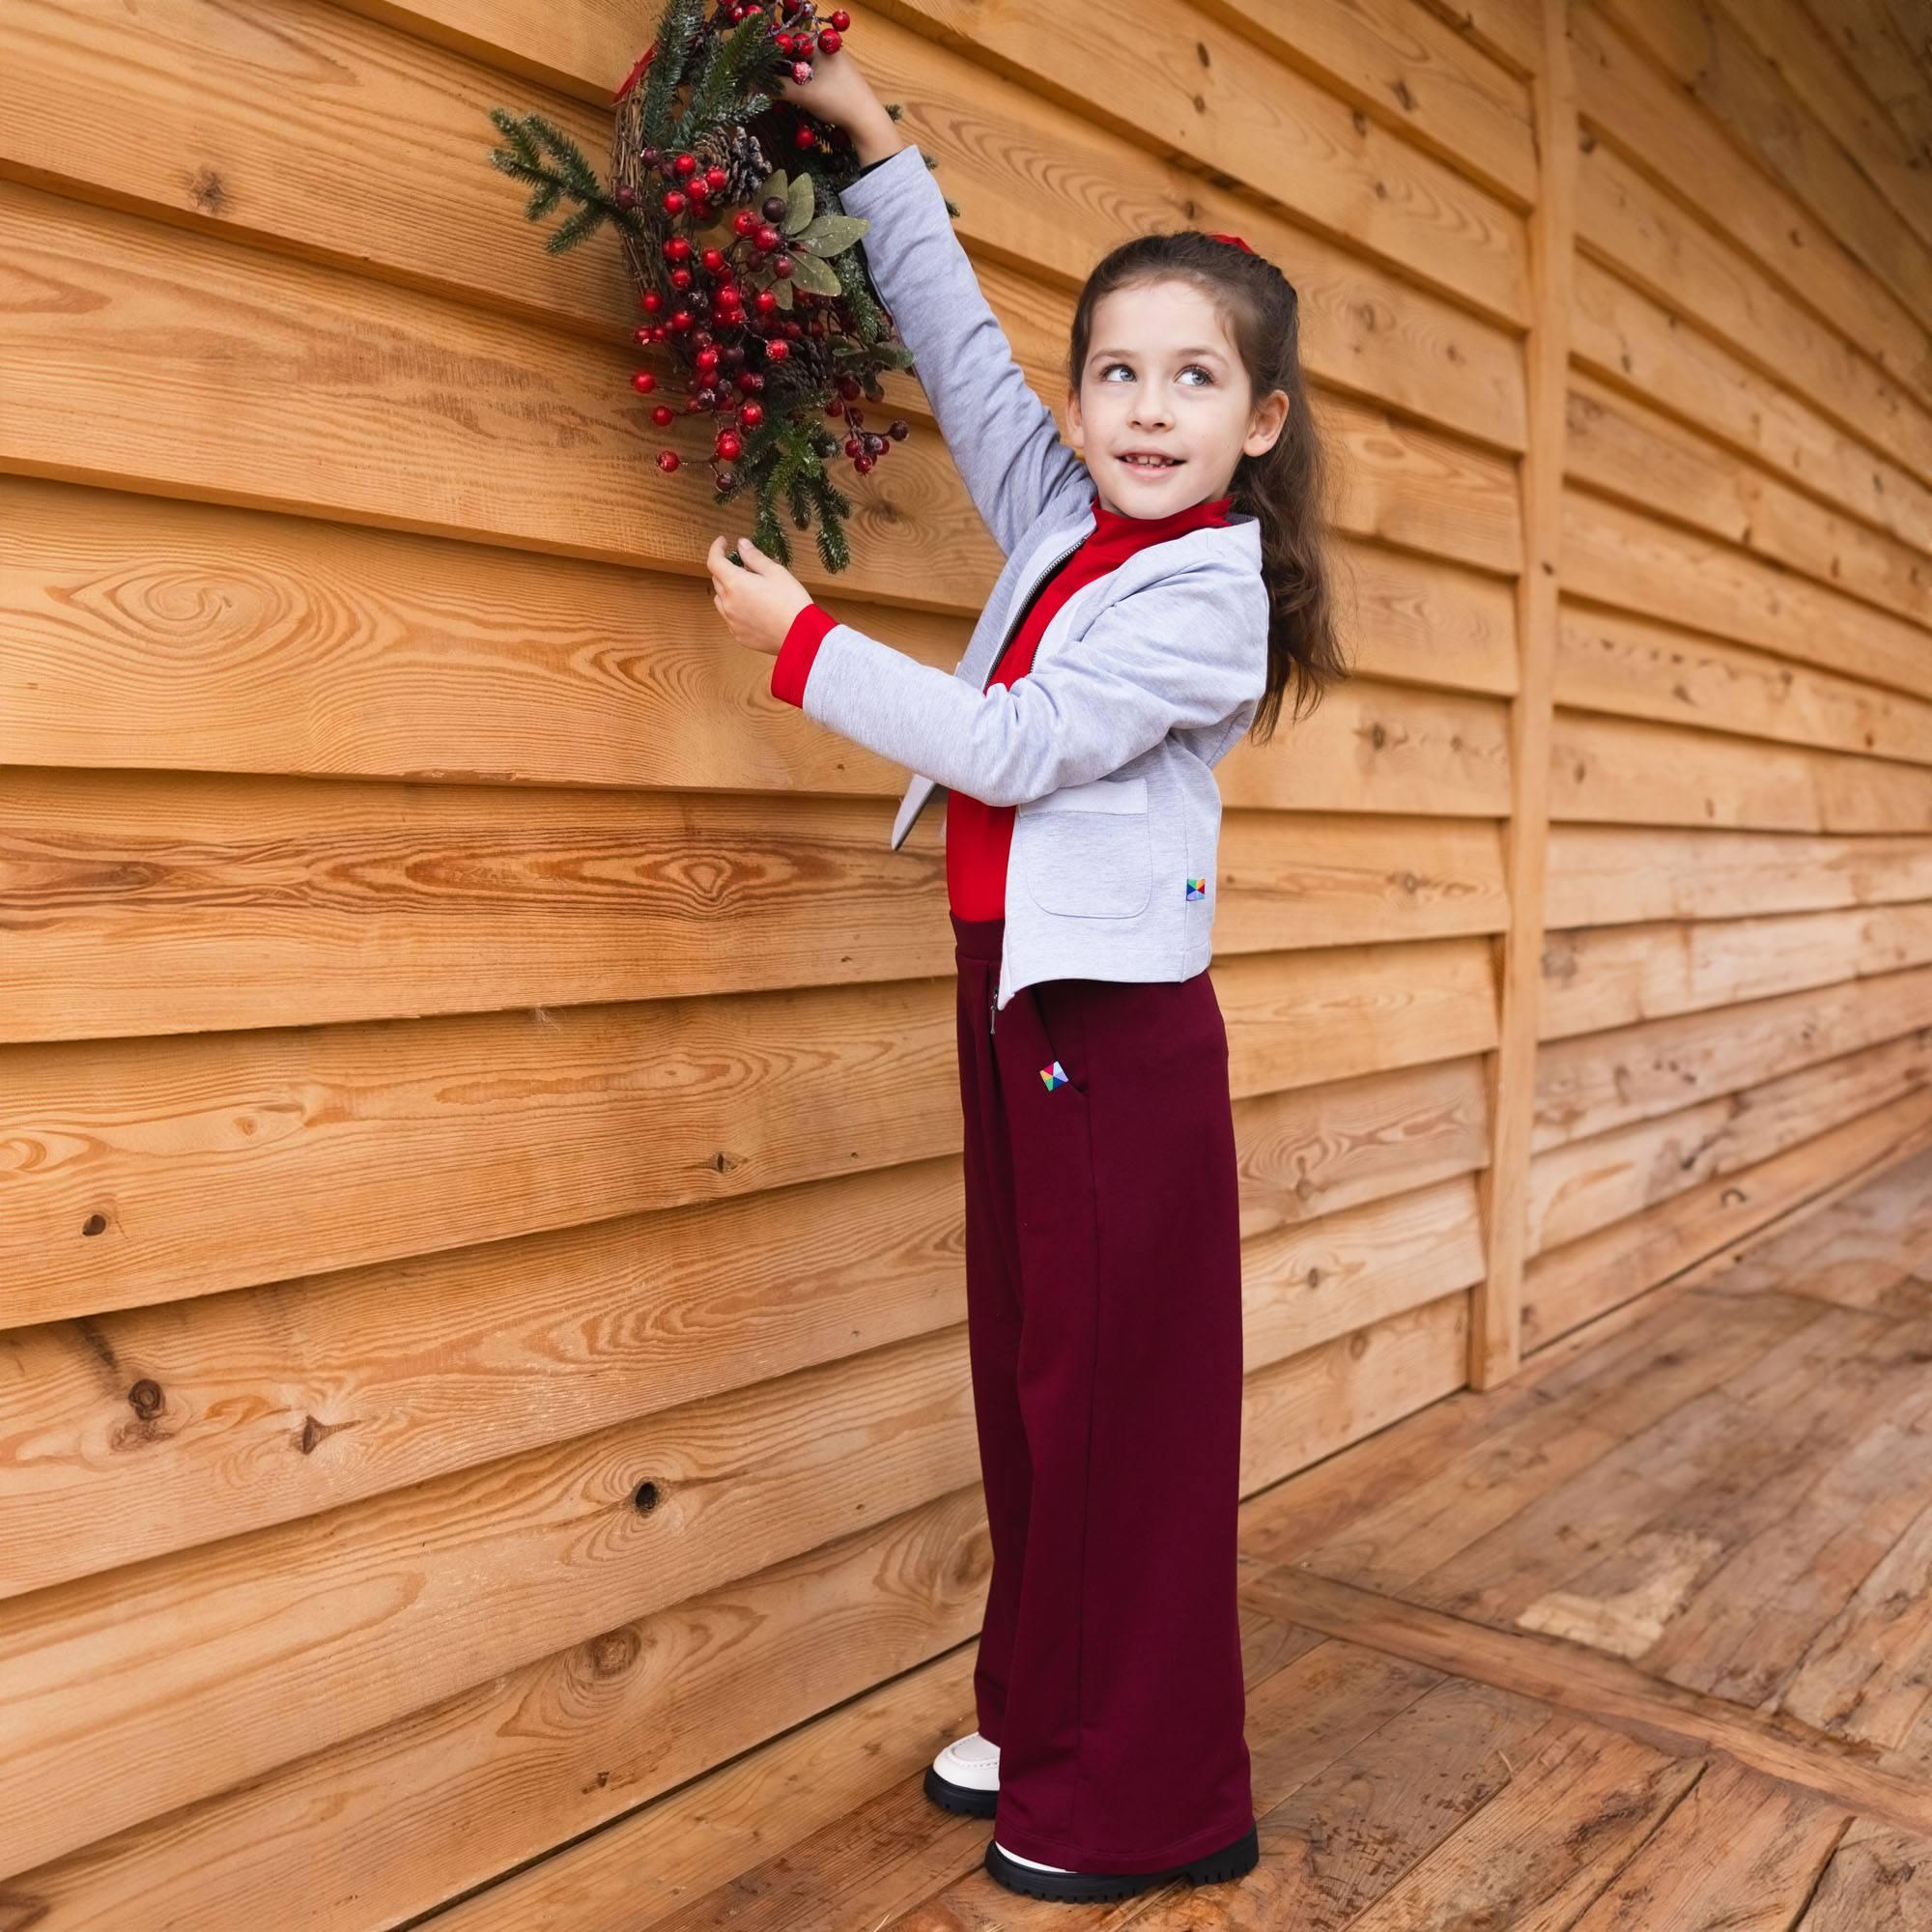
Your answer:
[981,545,1090,696]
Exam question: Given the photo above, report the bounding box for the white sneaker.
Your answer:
[923,1728,998,1817]
[995,1840,1073,1872]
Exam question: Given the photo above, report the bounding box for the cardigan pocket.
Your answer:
[1018,774,1154,920]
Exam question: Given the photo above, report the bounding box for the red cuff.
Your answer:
[771,602,838,708]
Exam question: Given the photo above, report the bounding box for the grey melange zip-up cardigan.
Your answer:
[790,139,1270,1019]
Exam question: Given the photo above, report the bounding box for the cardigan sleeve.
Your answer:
[787,561,1270,808]
[835,143,1092,559]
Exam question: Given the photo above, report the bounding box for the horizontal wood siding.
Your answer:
[0,0,1925,1918]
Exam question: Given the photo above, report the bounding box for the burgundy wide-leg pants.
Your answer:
[950,910,1253,1875]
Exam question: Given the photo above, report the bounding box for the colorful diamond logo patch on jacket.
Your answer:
[1185,876,1208,899]
[1039,1059,1070,1093]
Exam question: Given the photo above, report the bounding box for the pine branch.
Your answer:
[640,0,705,137]
[683,10,776,131]
[807,469,852,574]
[486,107,629,254]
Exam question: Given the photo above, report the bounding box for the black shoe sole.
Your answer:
[923,1764,998,1818]
[983,1822,1260,1901]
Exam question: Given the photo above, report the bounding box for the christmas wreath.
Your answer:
[486,0,926,573]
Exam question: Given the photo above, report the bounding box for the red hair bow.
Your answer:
[1208,232,1254,253]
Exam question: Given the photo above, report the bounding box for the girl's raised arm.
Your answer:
[838,144,1092,556]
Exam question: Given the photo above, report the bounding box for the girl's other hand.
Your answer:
[708,533,812,658]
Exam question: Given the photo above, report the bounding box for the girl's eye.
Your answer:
[1099,361,1213,385]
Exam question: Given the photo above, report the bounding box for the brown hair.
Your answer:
[1067,232,1352,743]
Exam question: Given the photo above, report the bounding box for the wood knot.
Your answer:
[587,1627,641,1677]
[128,1378,163,1420]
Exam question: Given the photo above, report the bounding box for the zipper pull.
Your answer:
[988,983,996,1037]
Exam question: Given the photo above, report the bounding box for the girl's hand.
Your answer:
[708,533,812,658]
[772,33,880,132]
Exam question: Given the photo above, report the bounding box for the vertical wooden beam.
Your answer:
[1469,0,1577,1388]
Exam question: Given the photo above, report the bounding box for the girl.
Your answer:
[707,43,1345,1908]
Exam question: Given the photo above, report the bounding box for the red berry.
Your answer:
[706,166,728,191]
[754,290,778,315]
[733,210,757,236]
[696,347,721,373]
[639,290,663,313]
[855,455,874,473]
[670,310,695,332]
[817,29,840,51]
[718,431,745,460]
[843,437,862,458]
[673,153,697,176]
[663,190,687,215]
[793,125,816,149]
[791,60,811,82]
[773,255,794,278]
[632,370,658,392]
[831,9,849,26]
[741,401,764,426]
[701,248,726,272]
[665,237,691,261]
[657,449,680,471]
[767,339,790,360]
[670,268,693,290]
[754,224,780,250]
[651,404,674,426]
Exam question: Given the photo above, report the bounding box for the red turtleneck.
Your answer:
[772,485,1235,917]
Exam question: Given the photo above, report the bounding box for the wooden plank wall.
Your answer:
[1,0,1927,1918]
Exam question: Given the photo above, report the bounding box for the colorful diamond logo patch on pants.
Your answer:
[1185,876,1208,899]
[1039,1059,1070,1093]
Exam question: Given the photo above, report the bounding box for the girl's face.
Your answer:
[1065,278,1289,519]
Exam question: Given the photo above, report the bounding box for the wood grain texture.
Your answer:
[2,0,1929,1910]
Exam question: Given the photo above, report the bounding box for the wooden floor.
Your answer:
[429,1145,1932,1929]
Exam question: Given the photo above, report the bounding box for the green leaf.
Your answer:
[792,213,868,256]
[786,249,841,296]
[755,167,790,210]
[784,171,815,235]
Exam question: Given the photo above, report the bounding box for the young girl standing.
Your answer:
[707,43,1344,1908]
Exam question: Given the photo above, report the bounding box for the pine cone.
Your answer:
[691,124,770,202]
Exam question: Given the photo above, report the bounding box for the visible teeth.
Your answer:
[1125,455,1178,468]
